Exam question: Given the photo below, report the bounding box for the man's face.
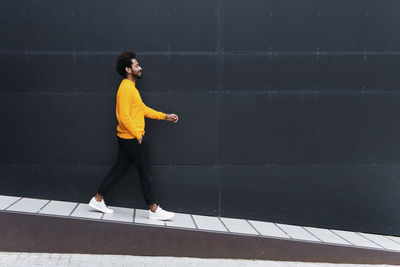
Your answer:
[129,58,142,79]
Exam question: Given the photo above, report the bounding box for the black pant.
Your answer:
[97,135,156,205]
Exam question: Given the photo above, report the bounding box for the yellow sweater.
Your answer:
[116,79,166,140]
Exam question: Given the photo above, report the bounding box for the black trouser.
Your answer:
[97,135,156,205]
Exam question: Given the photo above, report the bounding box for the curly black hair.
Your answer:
[116,51,136,77]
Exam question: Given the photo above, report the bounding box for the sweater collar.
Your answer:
[124,78,136,85]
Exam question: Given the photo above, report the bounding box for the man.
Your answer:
[89,51,178,221]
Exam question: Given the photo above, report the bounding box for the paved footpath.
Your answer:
[0,252,397,267]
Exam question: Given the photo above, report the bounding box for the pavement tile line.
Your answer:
[331,230,382,249]
[274,223,293,239]
[246,219,262,236]
[330,230,355,246]
[358,233,400,251]
[68,203,79,216]
[384,235,400,245]
[3,197,23,210]
[328,229,353,245]
[5,197,49,213]
[387,236,400,245]
[190,214,199,229]
[218,217,230,232]
[356,232,385,249]
[302,226,323,242]
[36,200,51,213]
[304,227,350,246]
[2,194,400,254]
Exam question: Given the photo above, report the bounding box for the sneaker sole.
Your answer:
[149,214,175,221]
[88,202,113,214]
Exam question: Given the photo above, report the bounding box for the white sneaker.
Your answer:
[88,197,114,214]
[148,206,175,221]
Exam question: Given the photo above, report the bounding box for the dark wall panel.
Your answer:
[0,92,117,165]
[142,92,219,165]
[3,0,400,52]
[314,94,400,164]
[139,55,219,92]
[223,55,400,92]
[316,56,365,91]
[316,1,368,51]
[271,55,319,91]
[223,0,272,51]
[220,94,400,165]
[26,1,82,51]
[269,0,319,51]
[0,54,119,92]
[363,0,400,51]
[167,0,218,51]
[0,92,218,165]
[364,55,400,91]
[0,54,218,92]
[0,0,217,52]
[222,0,400,52]
[223,55,272,91]
[220,94,319,165]
[0,1,29,50]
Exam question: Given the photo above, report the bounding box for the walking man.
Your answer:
[89,51,178,221]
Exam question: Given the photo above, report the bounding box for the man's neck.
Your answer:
[126,74,136,83]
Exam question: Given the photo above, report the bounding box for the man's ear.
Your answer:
[125,67,131,74]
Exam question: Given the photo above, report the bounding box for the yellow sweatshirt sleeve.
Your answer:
[143,103,166,120]
[118,85,143,140]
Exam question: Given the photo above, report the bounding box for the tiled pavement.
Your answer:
[0,252,398,267]
[2,194,400,254]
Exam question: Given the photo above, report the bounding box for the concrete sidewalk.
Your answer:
[0,252,397,267]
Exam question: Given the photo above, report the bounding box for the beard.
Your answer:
[133,73,142,79]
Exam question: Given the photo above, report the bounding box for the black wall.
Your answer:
[2,0,400,235]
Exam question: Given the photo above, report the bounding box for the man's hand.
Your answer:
[165,114,179,123]
[138,136,143,144]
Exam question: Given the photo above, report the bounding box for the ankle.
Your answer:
[94,193,103,202]
[149,203,158,212]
